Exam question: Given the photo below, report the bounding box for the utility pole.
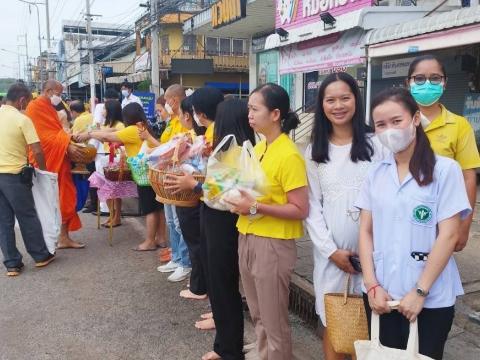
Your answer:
[19,1,43,87]
[23,33,31,86]
[45,0,52,79]
[151,0,160,97]
[86,0,96,113]
[32,4,42,86]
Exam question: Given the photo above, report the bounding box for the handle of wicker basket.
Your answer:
[171,141,182,167]
[343,274,351,305]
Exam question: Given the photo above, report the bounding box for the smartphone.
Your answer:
[349,255,362,273]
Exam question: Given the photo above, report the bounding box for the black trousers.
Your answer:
[0,174,51,269]
[176,205,207,296]
[363,293,454,360]
[201,204,244,360]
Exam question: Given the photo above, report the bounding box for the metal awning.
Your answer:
[183,0,274,38]
[263,6,440,50]
[367,6,480,46]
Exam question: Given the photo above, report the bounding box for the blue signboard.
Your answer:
[134,91,156,122]
[102,66,113,76]
[464,93,480,146]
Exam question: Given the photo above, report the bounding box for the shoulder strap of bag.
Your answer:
[210,134,237,159]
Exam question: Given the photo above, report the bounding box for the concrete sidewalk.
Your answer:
[290,205,480,359]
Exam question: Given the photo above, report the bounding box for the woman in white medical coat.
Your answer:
[356,87,471,360]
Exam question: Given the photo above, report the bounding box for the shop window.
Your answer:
[219,38,231,55]
[161,35,169,54]
[232,39,245,55]
[183,34,197,53]
[206,37,219,55]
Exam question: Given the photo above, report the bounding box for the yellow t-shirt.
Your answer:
[0,105,40,174]
[72,112,93,134]
[205,122,214,145]
[160,115,189,144]
[236,133,307,240]
[116,125,143,157]
[102,121,125,153]
[425,105,480,170]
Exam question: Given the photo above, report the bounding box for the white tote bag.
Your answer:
[354,301,434,360]
[32,169,61,254]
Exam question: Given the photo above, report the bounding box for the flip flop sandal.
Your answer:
[101,223,122,228]
[6,264,24,276]
[131,246,158,252]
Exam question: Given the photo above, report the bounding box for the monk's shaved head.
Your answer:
[165,84,185,99]
[42,79,63,94]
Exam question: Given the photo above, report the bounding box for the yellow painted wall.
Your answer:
[162,24,190,52]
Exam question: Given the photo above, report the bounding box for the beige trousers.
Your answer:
[238,234,297,360]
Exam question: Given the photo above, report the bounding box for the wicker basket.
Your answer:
[103,166,133,182]
[148,167,205,207]
[324,275,369,355]
[69,143,97,164]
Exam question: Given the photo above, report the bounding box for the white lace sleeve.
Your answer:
[304,145,338,259]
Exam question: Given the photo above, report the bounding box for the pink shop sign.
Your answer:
[276,0,373,30]
[279,29,366,75]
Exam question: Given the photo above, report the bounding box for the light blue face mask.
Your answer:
[410,81,444,107]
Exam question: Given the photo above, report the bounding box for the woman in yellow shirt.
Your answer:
[229,83,309,360]
[406,55,480,251]
[77,102,166,251]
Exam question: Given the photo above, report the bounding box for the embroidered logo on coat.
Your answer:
[413,205,433,224]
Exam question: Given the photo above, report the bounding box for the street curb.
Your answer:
[289,273,318,328]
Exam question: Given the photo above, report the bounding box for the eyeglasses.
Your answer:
[346,209,360,223]
[409,74,445,86]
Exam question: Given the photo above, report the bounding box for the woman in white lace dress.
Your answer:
[305,72,386,360]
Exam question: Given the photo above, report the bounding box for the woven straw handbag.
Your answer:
[324,274,369,355]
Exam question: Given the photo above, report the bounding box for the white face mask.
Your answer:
[50,94,62,106]
[193,112,202,127]
[377,119,416,154]
[121,90,129,98]
[164,103,174,115]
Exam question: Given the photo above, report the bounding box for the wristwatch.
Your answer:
[249,201,258,216]
[415,284,429,297]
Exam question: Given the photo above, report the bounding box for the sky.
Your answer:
[0,0,145,78]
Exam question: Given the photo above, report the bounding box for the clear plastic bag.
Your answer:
[203,135,267,211]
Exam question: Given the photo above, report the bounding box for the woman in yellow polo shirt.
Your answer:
[229,83,309,360]
[77,102,166,252]
[406,55,480,251]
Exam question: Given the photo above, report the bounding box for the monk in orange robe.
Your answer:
[26,80,85,249]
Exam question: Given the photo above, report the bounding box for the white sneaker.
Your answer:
[167,267,192,282]
[157,261,179,273]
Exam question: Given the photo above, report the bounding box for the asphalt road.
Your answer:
[0,212,323,360]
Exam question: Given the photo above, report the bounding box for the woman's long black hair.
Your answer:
[213,98,256,149]
[121,102,153,136]
[310,72,373,164]
[371,87,435,186]
[180,96,205,136]
[104,99,123,128]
